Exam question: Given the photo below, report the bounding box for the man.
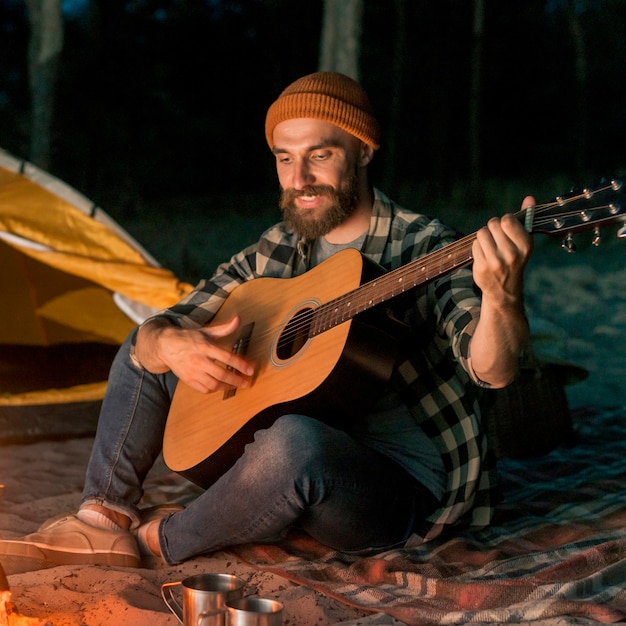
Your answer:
[0,72,532,567]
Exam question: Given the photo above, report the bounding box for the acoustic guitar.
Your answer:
[163,180,625,487]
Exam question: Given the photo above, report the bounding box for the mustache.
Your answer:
[281,185,337,203]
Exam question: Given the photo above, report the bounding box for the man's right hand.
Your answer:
[134,316,255,394]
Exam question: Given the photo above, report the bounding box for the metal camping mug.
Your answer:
[161,573,246,626]
[198,596,283,626]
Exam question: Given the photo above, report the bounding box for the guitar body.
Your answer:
[163,248,406,487]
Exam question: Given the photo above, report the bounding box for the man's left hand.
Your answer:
[471,196,535,305]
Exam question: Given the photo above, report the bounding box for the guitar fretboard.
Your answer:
[310,235,476,337]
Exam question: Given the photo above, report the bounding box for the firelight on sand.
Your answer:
[1,485,49,625]
[0,561,50,626]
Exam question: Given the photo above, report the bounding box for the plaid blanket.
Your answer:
[228,406,626,625]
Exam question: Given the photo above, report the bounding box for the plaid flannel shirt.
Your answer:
[150,188,498,546]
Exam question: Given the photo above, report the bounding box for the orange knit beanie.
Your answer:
[265,72,380,150]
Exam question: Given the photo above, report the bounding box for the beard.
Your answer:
[279,175,359,240]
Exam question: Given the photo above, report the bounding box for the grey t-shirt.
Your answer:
[311,235,446,500]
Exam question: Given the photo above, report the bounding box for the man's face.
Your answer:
[272,119,362,239]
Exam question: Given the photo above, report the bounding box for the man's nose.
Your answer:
[292,159,315,190]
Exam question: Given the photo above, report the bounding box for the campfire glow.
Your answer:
[0,563,50,626]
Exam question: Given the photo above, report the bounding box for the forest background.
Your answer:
[1,0,625,409]
[2,1,626,269]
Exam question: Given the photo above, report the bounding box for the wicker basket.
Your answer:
[481,363,584,458]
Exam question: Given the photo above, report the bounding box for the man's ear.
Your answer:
[359,143,375,167]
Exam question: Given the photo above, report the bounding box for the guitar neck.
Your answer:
[310,178,626,336]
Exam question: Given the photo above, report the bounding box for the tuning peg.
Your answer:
[618,223,626,238]
[561,233,577,253]
[592,227,601,246]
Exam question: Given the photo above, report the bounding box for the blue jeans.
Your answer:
[83,332,438,565]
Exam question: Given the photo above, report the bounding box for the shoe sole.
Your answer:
[0,540,139,568]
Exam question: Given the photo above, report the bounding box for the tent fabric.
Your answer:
[0,148,193,407]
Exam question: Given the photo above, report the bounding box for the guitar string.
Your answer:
[236,185,621,354]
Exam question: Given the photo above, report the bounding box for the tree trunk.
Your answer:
[381,0,408,196]
[469,0,485,188]
[567,0,587,176]
[319,0,363,80]
[25,0,64,170]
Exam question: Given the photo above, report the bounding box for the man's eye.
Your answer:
[312,152,329,160]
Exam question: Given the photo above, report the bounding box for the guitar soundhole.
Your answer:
[276,307,314,361]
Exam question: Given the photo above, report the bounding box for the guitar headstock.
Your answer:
[522,179,626,251]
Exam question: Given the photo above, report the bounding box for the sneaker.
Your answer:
[0,514,140,568]
[133,504,184,562]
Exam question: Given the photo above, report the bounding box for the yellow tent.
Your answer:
[0,148,192,438]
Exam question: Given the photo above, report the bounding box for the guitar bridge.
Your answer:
[223,322,254,399]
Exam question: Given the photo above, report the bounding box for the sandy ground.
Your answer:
[0,438,401,625]
[523,233,625,410]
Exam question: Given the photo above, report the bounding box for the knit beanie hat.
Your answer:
[265,72,380,150]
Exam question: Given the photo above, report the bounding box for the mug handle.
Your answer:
[161,580,184,624]
[197,607,227,626]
